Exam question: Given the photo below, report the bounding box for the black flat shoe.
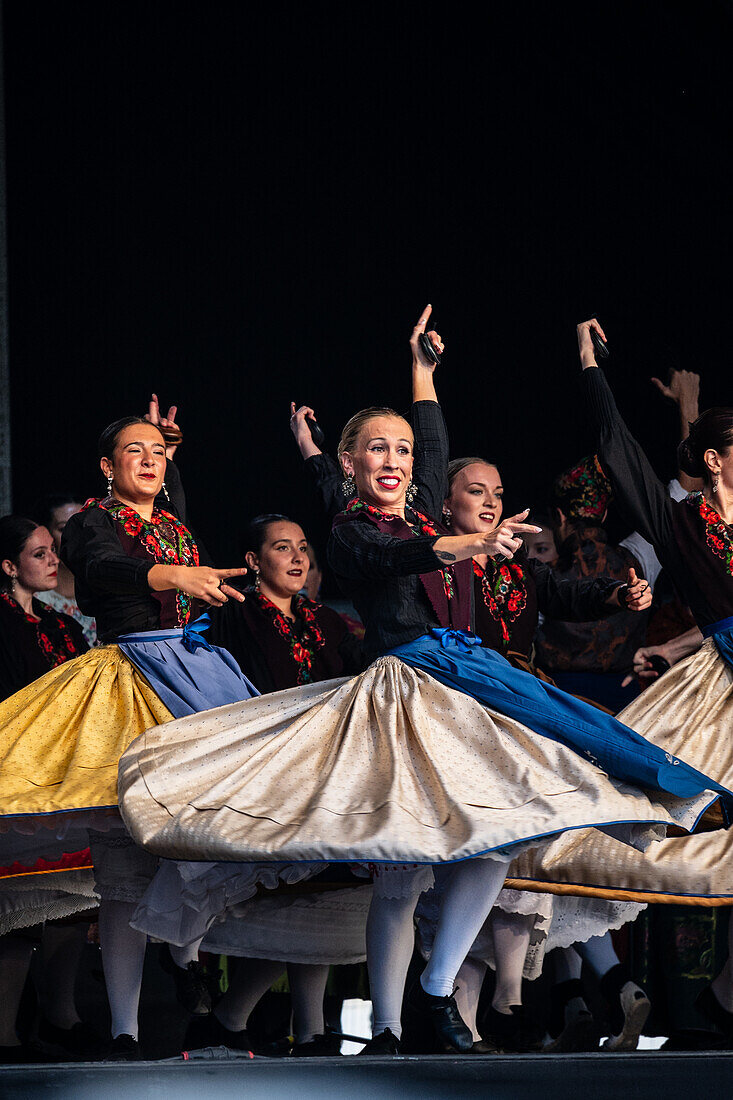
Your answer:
[358,1028,401,1056]
[161,944,218,1016]
[103,1034,142,1062]
[291,1032,342,1057]
[470,1039,499,1054]
[408,981,473,1054]
[481,1005,544,1054]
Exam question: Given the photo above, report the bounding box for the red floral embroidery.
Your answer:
[83,497,199,625]
[345,497,455,602]
[254,592,326,685]
[687,492,733,576]
[473,557,527,648]
[0,592,79,668]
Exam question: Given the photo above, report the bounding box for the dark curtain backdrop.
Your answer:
[3,1,732,581]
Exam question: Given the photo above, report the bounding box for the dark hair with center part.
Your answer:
[243,514,296,555]
[678,408,733,482]
[0,515,42,591]
[97,417,165,460]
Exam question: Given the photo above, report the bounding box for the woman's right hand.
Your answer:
[478,510,542,559]
[149,564,247,605]
[289,402,322,459]
[576,317,607,371]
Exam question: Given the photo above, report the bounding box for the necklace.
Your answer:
[687,491,733,576]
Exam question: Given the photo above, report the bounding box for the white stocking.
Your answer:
[98,900,147,1040]
[287,963,329,1043]
[490,910,534,1013]
[366,893,418,1039]
[215,958,285,1032]
[168,938,204,969]
[421,859,508,998]
[454,956,488,1042]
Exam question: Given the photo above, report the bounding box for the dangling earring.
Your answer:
[713,474,720,495]
[442,507,452,527]
[10,574,16,595]
[254,569,261,591]
[106,474,113,496]
[162,481,170,501]
[406,481,418,504]
[342,475,356,498]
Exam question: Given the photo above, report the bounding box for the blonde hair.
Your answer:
[337,407,413,470]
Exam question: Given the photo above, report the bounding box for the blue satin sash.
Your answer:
[388,629,733,817]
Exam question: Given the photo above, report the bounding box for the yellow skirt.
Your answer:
[0,646,174,820]
[506,638,733,905]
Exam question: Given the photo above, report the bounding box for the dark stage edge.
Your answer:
[1,1052,733,1099]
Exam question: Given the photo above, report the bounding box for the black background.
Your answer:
[3,1,732,578]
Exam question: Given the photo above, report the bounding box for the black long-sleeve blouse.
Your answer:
[207,583,364,692]
[327,401,471,661]
[310,406,621,659]
[60,464,200,643]
[583,367,733,631]
[0,594,89,702]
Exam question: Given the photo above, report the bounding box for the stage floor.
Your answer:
[1,1052,732,1099]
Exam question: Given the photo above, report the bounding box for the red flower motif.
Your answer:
[254,592,326,684]
[687,492,733,577]
[85,497,200,625]
[473,557,527,650]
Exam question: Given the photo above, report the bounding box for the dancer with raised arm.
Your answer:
[507,318,733,1046]
[119,306,731,1057]
[0,408,261,1058]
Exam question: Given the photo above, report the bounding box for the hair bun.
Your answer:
[677,436,705,479]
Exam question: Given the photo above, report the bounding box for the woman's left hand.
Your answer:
[410,303,444,371]
[613,567,652,612]
[146,393,182,459]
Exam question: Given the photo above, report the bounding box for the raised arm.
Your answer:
[650,369,703,493]
[578,318,674,553]
[409,304,449,518]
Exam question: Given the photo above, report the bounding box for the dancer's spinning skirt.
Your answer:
[118,630,731,871]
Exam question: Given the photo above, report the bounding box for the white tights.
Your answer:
[367,859,508,1038]
[98,900,148,1040]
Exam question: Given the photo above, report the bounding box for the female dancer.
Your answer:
[0,413,260,1058]
[507,317,733,1044]
[196,513,364,1055]
[0,517,91,1061]
[291,362,651,1053]
[119,306,730,1057]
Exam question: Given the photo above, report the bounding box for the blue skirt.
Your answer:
[118,618,259,719]
[389,628,733,817]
